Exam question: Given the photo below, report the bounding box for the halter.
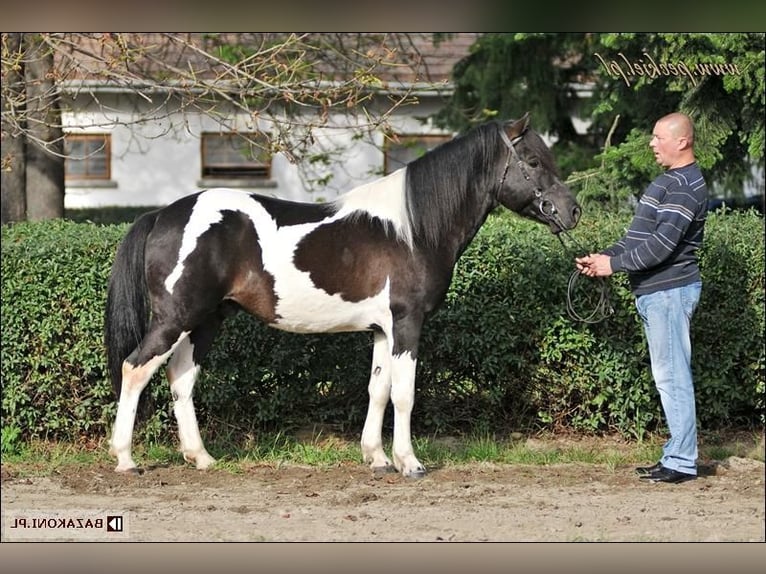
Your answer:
[498,124,613,324]
[497,125,556,218]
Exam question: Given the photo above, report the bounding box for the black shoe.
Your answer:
[644,466,696,484]
[635,462,662,476]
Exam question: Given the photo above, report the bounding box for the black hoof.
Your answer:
[404,468,426,479]
[371,464,397,475]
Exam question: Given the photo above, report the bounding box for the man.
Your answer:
[576,112,708,484]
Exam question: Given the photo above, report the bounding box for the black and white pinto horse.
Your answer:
[105,114,581,477]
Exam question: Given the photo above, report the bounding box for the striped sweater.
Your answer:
[604,162,708,296]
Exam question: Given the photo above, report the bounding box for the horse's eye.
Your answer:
[528,158,540,168]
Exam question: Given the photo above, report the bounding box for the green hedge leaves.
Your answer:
[2,209,763,448]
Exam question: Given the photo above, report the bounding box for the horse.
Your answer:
[104,113,581,477]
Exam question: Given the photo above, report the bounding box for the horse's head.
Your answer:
[495,114,581,233]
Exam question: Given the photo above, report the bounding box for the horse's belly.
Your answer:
[270,277,392,334]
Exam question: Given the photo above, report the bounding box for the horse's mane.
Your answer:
[405,120,557,249]
[404,122,503,249]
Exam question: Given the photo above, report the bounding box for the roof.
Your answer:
[53,33,478,91]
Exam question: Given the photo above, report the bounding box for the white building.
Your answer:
[59,34,478,210]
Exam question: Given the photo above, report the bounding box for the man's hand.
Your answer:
[575,253,613,277]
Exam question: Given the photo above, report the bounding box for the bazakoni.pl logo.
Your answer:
[3,510,128,540]
[10,514,123,531]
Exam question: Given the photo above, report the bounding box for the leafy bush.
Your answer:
[2,209,763,450]
[1,221,124,446]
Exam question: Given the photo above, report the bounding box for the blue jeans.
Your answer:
[635,282,702,475]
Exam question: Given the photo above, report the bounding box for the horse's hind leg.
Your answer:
[360,332,394,471]
[110,329,189,472]
[166,321,220,470]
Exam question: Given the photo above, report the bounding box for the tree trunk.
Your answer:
[23,34,64,221]
[1,33,27,224]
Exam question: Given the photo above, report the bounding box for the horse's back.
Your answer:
[142,188,409,334]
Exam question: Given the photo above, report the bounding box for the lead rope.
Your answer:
[548,217,614,325]
[521,191,614,324]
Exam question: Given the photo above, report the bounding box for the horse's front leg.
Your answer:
[390,350,425,477]
[390,318,426,478]
[360,332,394,472]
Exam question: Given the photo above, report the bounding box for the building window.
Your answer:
[201,132,271,179]
[384,134,451,175]
[65,134,111,180]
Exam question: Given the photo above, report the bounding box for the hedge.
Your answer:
[1,208,763,450]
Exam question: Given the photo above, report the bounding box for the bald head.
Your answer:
[657,112,695,146]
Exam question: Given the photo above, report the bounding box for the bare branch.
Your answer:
[3,33,445,192]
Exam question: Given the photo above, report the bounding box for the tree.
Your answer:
[1,33,25,223]
[435,33,589,141]
[1,33,437,223]
[437,33,765,210]
[583,33,765,209]
[23,34,64,220]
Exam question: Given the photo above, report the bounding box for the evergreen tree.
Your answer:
[437,33,765,210]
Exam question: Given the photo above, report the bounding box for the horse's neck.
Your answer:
[429,192,498,267]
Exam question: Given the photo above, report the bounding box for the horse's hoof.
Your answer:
[114,465,142,475]
[403,468,427,479]
[183,450,216,470]
[371,464,397,475]
[195,457,217,470]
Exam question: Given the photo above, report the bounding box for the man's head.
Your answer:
[649,112,696,169]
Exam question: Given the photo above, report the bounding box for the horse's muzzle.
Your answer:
[545,201,581,234]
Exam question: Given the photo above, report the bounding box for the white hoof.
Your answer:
[114,462,139,473]
[363,449,394,471]
[184,450,216,470]
[394,454,426,478]
[111,446,138,473]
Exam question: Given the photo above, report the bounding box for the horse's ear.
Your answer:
[506,112,531,139]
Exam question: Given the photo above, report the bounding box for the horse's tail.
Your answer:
[104,210,159,401]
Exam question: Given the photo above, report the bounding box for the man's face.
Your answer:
[649,120,681,168]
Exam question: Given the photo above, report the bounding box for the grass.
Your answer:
[3,427,762,477]
[414,433,665,468]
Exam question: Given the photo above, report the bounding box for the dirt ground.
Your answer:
[2,439,764,542]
